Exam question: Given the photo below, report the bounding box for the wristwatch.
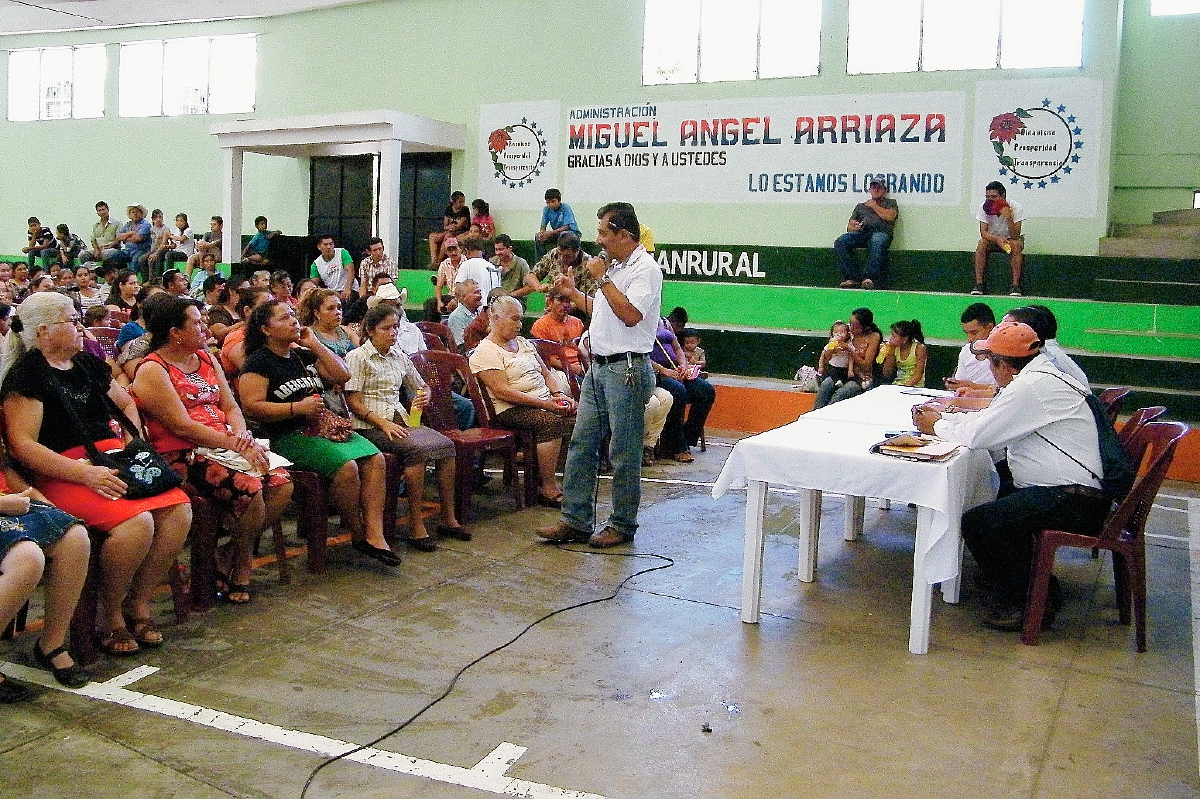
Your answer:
[597,275,613,289]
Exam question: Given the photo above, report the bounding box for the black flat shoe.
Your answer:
[406,536,438,553]
[351,539,401,567]
[436,524,472,541]
[34,640,90,689]
[0,675,32,703]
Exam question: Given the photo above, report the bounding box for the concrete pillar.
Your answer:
[221,147,244,266]
[377,138,403,265]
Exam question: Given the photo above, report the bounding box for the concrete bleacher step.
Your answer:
[1099,237,1200,259]
[1111,223,1200,241]
[1153,208,1200,226]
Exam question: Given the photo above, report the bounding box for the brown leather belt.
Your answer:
[1059,484,1106,500]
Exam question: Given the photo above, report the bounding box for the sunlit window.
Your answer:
[643,0,821,85]
[1151,0,1200,14]
[848,0,1084,74]
[119,34,256,117]
[7,45,105,121]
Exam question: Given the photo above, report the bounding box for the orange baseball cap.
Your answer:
[970,320,1041,357]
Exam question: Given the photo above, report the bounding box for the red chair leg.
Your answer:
[70,533,104,666]
[187,495,221,614]
[1021,543,1060,646]
[169,561,190,624]
[1111,551,1132,626]
[454,453,475,523]
[2,601,29,640]
[291,471,329,575]
[1129,547,1148,653]
[271,521,290,585]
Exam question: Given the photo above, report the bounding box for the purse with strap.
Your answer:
[46,370,182,500]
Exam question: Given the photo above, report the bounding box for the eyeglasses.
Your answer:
[51,316,82,326]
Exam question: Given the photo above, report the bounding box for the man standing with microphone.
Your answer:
[537,202,661,548]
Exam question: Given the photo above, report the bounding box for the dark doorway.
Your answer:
[309,154,374,264]
[397,151,452,270]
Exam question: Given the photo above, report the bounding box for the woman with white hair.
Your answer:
[0,292,191,657]
[469,295,576,506]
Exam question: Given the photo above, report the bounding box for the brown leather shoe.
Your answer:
[589,526,634,548]
[536,521,592,543]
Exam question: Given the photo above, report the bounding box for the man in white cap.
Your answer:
[912,321,1108,631]
[109,204,153,269]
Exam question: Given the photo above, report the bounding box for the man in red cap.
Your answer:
[912,321,1108,631]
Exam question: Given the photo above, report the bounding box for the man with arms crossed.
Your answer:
[537,202,661,548]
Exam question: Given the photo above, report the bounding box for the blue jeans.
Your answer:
[813,376,863,409]
[451,391,476,429]
[561,355,654,536]
[657,375,715,455]
[834,230,891,282]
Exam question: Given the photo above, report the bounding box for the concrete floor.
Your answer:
[1,434,1196,798]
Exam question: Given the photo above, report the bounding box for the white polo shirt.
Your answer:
[588,244,662,358]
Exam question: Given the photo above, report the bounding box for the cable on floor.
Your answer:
[299,545,675,797]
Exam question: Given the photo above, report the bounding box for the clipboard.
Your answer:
[870,433,961,462]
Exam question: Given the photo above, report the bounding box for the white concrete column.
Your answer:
[221,147,244,266]
[377,138,403,266]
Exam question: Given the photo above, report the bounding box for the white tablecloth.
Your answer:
[712,385,997,652]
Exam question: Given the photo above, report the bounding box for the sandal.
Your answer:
[123,615,164,648]
[225,584,252,605]
[98,627,139,657]
[673,451,695,463]
[34,640,90,688]
[0,674,32,704]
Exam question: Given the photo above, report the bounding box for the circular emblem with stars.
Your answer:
[989,99,1083,190]
[487,118,547,188]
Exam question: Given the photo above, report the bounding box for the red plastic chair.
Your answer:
[1097,386,1133,426]
[89,326,122,359]
[1116,406,1167,456]
[416,321,454,351]
[422,331,449,352]
[1022,421,1189,649]
[410,350,522,521]
[529,338,581,401]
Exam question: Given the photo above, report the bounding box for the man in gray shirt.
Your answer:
[834,178,899,290]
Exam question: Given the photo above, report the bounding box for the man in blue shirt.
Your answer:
[241,215,279,267]
[108,204,153,271]
[534,188,579,260]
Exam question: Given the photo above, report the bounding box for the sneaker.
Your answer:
[1009,285,1023,297]
[970,283,986,296]
[860,278,875,290]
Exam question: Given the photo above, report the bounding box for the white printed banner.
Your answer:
[971,78,1102,218]
[557,92,965,206]
[478,101,562,210]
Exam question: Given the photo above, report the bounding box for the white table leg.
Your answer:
[843,495,866,541]
[940,537,964,604]
[741,480,768,624]
[797,488,821,583]
[909,505,936,654]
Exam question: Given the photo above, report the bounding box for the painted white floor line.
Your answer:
[1189,497,1200,779]
[0,661,609,799]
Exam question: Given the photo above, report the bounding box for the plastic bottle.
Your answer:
[408,388,424,428]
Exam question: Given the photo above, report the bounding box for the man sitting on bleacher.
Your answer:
[834,179,898,290]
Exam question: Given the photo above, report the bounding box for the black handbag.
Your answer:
[47,370,183,500]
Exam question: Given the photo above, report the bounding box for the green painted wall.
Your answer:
[1110,0,1200,225]
[0,0,1143,261]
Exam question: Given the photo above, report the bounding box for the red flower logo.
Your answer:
[488,128,511,153]
[989,112,1026,144]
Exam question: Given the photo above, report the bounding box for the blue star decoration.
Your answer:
[1074,140,1084,149]
[1057,104,1066,113]
[1071,154,1080,162]
[1064,166,1072,174]
[1073,127,1082,135]
[1024,181,1033,188]
[1010,176,1020,184]
[1067,115,1076,123]
[999,167,1008,175]
[1038,180,1047,188]
[1051,176,1060,183]
[520,117,528,124]
[1042,98,1051,107]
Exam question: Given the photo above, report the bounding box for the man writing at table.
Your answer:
[537,202,660,548]
[911,321,1109,632]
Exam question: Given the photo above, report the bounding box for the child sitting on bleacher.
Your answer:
[680,328,708,379]
[817,320,853,386]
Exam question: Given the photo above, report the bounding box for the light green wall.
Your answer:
[0,0,1176,260]
[1110,0,1200,225]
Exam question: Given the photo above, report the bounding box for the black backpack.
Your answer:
[1033,371,1134,503]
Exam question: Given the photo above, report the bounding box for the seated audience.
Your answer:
[162,213,194,270]
[945,302,998,393]
[219,286,273,378]
[239,300,397,568]
[877,319,927,387]
[204,280,243,344]
[0,292,191,656]
[140,209,169,281]
[428,191,471,267]
[345,304,466,551]
[434,236,466,316]
[1006,305,1090,389]
[813,307,883,408]
[75,266,106,312]
[22,218,56,269]
[447,279,483,350]
[240,216,279,267]
[0,455,91,693]
[189,253,221,296]
[189,215,223,275]
[109,204,153,268]
[491,234,538,306]
[82,201,120,265]
[105,269,140,315]
[534,188,579,260]
[300,288,359,357]
[132,295,293,605]
[973,181,1027,297]
[834,178,898,290]
[529,287,585,386]
[469,198,495,239]
[54,224,86,270]
[650,317,714,463]
[116,283,165,351]
[534,232,597,302]
[251,270,271,288]
[470,296,576,506]
[679,328,707,378]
